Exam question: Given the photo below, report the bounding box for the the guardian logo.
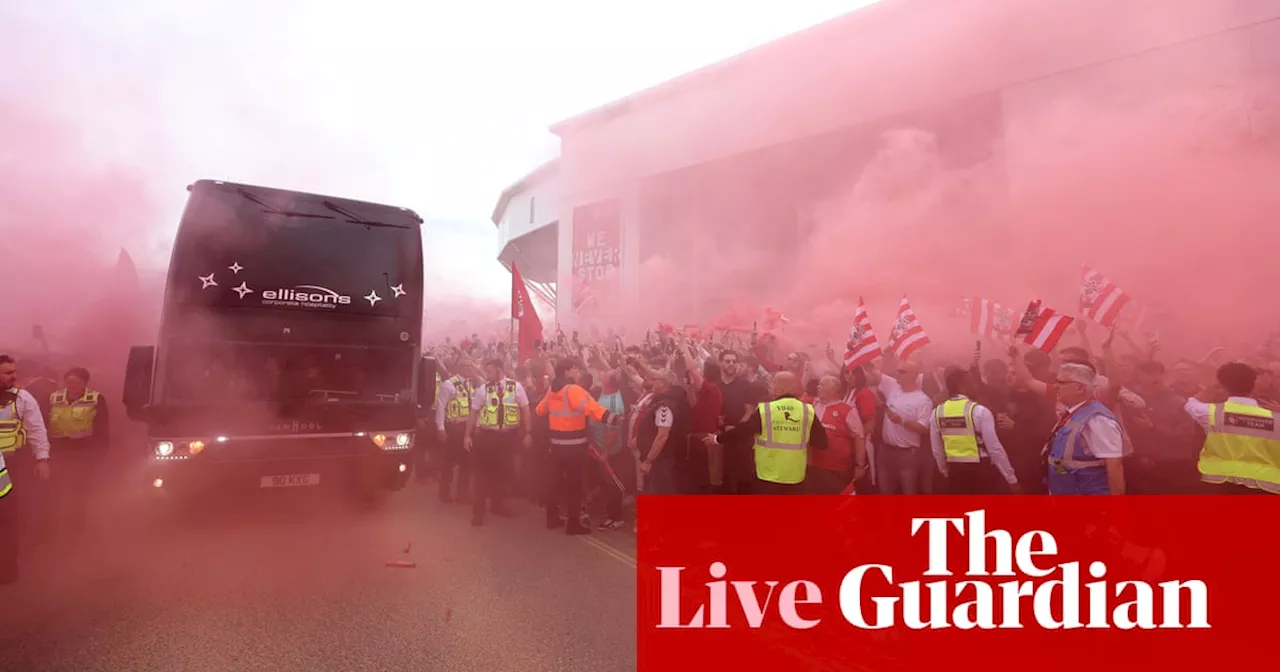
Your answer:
[654,510,1210,631]
[261,285,351,310]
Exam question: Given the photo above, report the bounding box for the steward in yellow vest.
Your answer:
[931,367,1020,494]
[45,368,110,537]
[1192,363,1280,494]
[703,372,827,494]
[49,388,102,441]
[463,359,531,526]
[436,359,482,503]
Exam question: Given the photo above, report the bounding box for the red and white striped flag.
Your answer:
[1023,304,1075,353]
[844,297,882,369]
[1080,265,1131,327]
[963,297,1017,340]
[888,295,931,361]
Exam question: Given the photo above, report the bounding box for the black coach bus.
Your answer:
[123,179,436,503]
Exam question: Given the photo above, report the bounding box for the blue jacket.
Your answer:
[1046,400,1118,495]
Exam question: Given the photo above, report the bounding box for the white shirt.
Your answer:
[877,376,934,449]
[813,399,865,439]
[0,388,51,461]
[1059,400,1125,459]
[1183,395,1258,432]
[929,396,1017,484]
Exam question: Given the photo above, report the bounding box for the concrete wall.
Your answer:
[495,177,561,257]
[551,0,1280,326]
[558,0,1280,196]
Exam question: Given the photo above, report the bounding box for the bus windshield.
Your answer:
[169,187,422,318]
[163,342,416,404]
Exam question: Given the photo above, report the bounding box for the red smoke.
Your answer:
[561,0,1280,362]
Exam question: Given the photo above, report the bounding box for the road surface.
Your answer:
[0,477,638,672]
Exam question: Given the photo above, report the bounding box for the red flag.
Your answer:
[511,262,543,362]
[1080,264,1132,327]
[888,295,930,361]
[844,297,882,369]
[962,296,1016,341]
[1024,305,1075,353]
[1014,299,1043,339]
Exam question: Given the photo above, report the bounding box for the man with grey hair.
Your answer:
[1044,362,1128,495]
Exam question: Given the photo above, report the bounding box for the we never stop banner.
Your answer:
[636,496,1280,671]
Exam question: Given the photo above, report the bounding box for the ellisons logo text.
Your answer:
[261,285,351,309]
[655,510,1209,630]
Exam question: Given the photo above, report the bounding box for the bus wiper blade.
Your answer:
[321,200,399,227]
[237,187,335,219]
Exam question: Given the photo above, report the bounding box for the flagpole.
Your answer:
[510,262,518,364]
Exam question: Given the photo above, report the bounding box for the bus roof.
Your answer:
[187,180,424,229]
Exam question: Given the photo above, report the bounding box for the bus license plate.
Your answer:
[261,474,320,488]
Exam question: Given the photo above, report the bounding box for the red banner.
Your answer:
[571,200,622,314]
[511,262,543,362]
[638,496,1280,672]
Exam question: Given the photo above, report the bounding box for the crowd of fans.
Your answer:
[421,319,1273,532]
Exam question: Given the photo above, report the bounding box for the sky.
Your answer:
[2,0,873,305]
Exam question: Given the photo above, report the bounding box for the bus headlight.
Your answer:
[368,432,413,450]
[156,441,174,457]
[188,440,205,455]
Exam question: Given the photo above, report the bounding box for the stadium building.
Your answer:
[491,0,1280,328]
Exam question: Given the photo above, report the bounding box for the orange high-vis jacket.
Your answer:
[536,383,616,447]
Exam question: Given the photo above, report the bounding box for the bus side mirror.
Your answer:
[123,345,154,421]
[418,356,437,410]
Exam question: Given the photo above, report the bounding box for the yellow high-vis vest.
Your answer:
[752,397,815,485]
[935,397,984,463]
[477,380,521,430]
[445,376,473,422]
[48,388,100,440]
[1198,401,1280,494]
[0,396,26,454]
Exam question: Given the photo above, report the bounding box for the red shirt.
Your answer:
[845,387,877,425]
[690,382,724,434]
[811,400,856,472]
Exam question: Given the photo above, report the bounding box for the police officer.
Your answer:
[1044,363,1129,495]
[464,359,531,526]
[46,367,110,536]
[1185,362,1280,494]
[436,357,481,503]
[702,372,827,494]
[930,366,1019,494]
[536,358,621,535]
[0,354,51,584]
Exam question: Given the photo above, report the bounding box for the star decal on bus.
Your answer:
[228,262,244,274]
[232,282,253,299]
[364,290,382,306]
[199,273,218,289]
[391,284,405,298]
